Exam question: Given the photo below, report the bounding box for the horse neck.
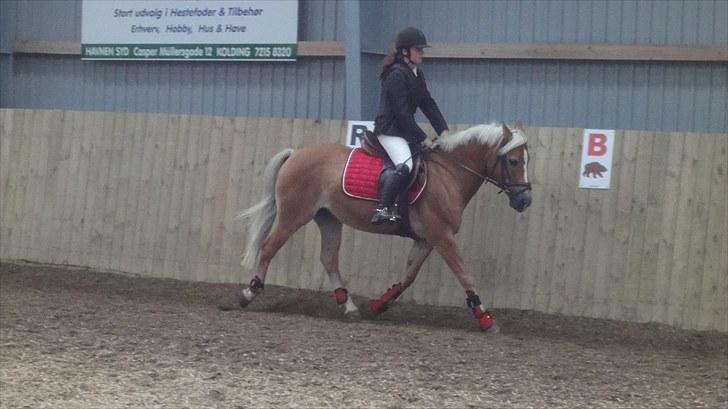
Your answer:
[432,143,499,205]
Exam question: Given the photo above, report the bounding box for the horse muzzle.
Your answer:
[508,188,532,212]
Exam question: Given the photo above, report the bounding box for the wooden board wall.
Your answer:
[1,109,725,332]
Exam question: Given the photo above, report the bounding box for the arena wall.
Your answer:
[1,108,725,332]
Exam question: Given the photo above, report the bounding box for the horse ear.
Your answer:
[502,122,512,138]
[515,120,524,130]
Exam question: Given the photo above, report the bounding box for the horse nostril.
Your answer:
[511,193,531,212]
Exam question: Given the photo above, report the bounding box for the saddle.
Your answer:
[361,130,426,195]
[360,130,388,157]
[342,131,427,237]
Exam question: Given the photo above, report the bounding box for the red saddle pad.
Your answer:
[342,148,424,204]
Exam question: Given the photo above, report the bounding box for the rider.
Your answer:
[371,27,450,225]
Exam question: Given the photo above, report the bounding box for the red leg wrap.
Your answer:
[368,298,386,314]
[334,288,348,305]
[368,283,403,314]
[471,306,494,331]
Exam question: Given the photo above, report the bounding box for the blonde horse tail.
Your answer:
[237,148,294,270]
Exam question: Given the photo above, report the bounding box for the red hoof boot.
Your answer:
[472,307,494,331]
[368,298,386,314]
[368,283,403,314]
[334,288,348,305]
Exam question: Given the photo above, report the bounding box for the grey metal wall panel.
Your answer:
[359,2,383,51]
[33,51,699,131]
[15,0,80,41]
[714,0,728,44]
[398,60,727,133]
[0,0,18,53]
[357,0,728,133]
[300,0,346,41]
[0,56,11,106]
[10,54,345,119]
[359,53,380,119]
[369,0,728,47]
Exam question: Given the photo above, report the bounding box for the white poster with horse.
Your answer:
[579,129,615,189]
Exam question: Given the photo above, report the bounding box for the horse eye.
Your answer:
[508,158,519,167]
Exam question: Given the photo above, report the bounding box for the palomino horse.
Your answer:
[237,122,531,331]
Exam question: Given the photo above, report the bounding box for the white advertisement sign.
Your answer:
[82,0,298,61]
[579,129,615,189]
[345,121,374,148]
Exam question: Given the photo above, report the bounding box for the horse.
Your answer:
[237,122,531,331]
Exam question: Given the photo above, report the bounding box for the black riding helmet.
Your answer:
[395,27,430,51]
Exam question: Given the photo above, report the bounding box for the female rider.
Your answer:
[371,27,450,224]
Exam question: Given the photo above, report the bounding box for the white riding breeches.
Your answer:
[377,135,413,172]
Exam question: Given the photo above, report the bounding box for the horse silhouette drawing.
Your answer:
[583,162,607,178]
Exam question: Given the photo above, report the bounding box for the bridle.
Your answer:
[451,146,532,197]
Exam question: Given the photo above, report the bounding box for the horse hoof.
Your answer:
[239,296,251,308]
[343,309,361,320]
[483,322,500,334]
[337,302,361,319]
[239,287,255,308]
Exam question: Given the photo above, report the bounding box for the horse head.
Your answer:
[493,122,531,212]
[437,121,532,212]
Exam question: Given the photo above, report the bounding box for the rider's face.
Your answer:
[408,47,424,64]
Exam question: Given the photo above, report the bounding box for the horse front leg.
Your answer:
[368,239,432,314]
[435,235,498,332]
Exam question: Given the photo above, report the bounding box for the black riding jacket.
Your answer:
[373,61,448,144]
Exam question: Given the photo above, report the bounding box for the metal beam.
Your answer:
[343,0,361,119]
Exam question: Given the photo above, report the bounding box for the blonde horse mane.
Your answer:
[438,123,527,155]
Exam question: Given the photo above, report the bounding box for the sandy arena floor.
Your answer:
[1,261,726,408]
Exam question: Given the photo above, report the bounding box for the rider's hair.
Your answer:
[377,47,408,80]
[377,47,407,80]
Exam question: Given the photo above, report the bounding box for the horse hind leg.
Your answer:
[240,200,317,307]
[239,219,297,307]
[314,210,359,318]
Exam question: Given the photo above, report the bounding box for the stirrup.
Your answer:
[371,206,401,225]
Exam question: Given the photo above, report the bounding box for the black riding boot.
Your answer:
[371,164,409,225]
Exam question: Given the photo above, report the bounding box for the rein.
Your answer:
[428,142,531,196]
[457,162,504,190]
[458,156,528,195]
